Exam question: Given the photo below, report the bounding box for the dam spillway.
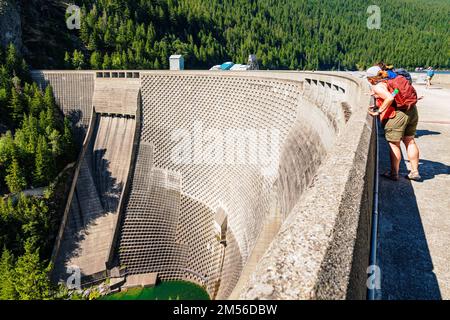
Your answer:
[31,70,373,299]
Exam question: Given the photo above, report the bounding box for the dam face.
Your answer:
[32,70,372,299]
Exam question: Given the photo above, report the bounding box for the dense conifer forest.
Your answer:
[0,44,77,299]
[40,0,450,70]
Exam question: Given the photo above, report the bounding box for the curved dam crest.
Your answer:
[31,70,372,299]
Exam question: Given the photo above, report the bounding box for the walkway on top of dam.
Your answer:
[378,84,450,299]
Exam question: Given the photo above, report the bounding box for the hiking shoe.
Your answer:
[406,171,421,181]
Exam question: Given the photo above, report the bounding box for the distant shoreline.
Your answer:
[412,71,450,74]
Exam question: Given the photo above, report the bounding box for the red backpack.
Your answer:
[385,76,418,109]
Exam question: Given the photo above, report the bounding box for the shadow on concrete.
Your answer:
[93,148,122,213]
[415,129,441,138]
[52,119,125,283]
[378,128,442,299]
[67,109,87,145]
[404,158,450,182]
[416,159,450,182]
[52,156,113,283]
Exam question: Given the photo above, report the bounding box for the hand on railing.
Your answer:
[368,105,381,117]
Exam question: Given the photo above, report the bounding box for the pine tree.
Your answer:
[64,52,71,69]
[24,114,39,155]
[62,117,76,162]
[5,44,19,74]
[0,130,15,169]
[30,89,44,117]
[44,86,57,130]
[5,157,27,193]
[8,88,24,126]
[33,135,55,187]
[90,51,102,69]
[13,240,52,300]
[48,129,62,158]
[102,53,112,69]
[154,58,161,69]
[0,247,17,300]
[71,50,85,70]
[111,52,122,69]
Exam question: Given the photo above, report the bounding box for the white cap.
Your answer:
[366,66,381,78]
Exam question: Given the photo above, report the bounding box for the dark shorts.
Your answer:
[383,106,419,142]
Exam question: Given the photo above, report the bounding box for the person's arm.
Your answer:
[369,83,394,116]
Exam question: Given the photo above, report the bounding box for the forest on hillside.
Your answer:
[28,0,450,71]
[0,44,78,299]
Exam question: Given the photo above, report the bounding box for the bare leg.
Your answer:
[403,136,420,173]
[388,141,402,176]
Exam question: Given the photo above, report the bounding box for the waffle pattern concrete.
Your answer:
[31,71,95,141]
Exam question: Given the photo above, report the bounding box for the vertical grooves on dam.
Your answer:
[53,114,136,281]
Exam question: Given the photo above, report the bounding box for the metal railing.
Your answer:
[367,116,380,300]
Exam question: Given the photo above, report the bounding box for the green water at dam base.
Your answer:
[100,281,210,300]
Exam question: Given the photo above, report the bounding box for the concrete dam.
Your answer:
[31,70,373,299]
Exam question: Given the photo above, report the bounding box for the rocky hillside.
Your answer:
[0,0,22,51]
[1,0,77,68]
[18,0,78,68]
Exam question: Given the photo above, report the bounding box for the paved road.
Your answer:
[378,84,450,299]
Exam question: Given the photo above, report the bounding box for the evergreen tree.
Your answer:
[44,86,57,130]
[0,131,16,170]
[0,247,17,300]
[71,50,85,70]
[90,51,102,69]
[48,129,62,158]
[39,110,48,133]
[13,240,52,300]
[62,117,76,162]
[33,135,55,187]
[29,89,44,117]
[5,157,27,193]
[8,88,24,126]
[44,86,56,112]
[64,52,71,69]
[0,45,78,301]
[5,44,20,74]
[102,53,111,69]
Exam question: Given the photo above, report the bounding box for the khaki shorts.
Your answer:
[383,106,419,142]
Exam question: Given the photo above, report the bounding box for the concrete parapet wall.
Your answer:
[240,73,373,300]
